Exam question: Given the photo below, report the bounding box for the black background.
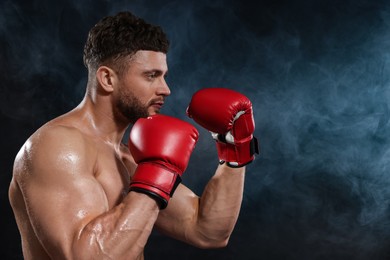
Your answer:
[2,0,390,259]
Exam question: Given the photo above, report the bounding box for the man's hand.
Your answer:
[187,87,259,167]
[128,114,199,209]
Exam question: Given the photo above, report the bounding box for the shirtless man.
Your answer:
[8,11,258,259]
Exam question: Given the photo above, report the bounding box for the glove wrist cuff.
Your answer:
[129,162,182,209]
[216,137,259,167]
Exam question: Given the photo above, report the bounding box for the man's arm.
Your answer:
[16,126,159,259]
[156,87,258,248]
[156,164,245,248]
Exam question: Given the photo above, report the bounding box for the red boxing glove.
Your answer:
[187,88,259,168]
[128,114,199,209]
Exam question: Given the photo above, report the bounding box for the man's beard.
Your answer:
[116,88,150,124]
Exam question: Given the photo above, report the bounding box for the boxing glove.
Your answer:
[187,87,259,168]
[128,114,199,209]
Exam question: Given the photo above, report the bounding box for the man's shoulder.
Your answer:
[14,121,96,175]
[31,121,90,149]
[11,118,100,201]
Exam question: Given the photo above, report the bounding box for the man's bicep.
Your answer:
[22,161,108,257]
[21,131,108,257]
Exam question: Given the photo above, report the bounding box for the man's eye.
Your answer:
[147,73,156,79]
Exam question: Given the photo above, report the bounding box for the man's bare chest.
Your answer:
[94,145,134,208]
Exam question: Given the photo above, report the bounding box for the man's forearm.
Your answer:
[196,164,245,245]
[72,193,159,260]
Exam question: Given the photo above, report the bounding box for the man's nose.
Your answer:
[157,78,171,96]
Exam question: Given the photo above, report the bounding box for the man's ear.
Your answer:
[96,66,116,93]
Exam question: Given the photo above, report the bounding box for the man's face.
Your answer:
[114,50,170,123]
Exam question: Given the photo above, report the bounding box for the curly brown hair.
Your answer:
[83,11,169,75]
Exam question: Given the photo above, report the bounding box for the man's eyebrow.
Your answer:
[143,69,168,76]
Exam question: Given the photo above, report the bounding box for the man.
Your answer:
[9,11,258,259]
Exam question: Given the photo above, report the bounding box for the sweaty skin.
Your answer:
[9,51,245,260]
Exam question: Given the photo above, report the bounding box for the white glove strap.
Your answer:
[211,131,234,144]
[210,110,245,144]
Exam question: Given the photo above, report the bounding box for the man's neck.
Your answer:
[74,96,130,147]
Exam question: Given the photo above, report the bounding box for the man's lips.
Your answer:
[150,100,164,109]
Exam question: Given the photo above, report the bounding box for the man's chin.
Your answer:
[129,113,151,124]
[148,110,161,116]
